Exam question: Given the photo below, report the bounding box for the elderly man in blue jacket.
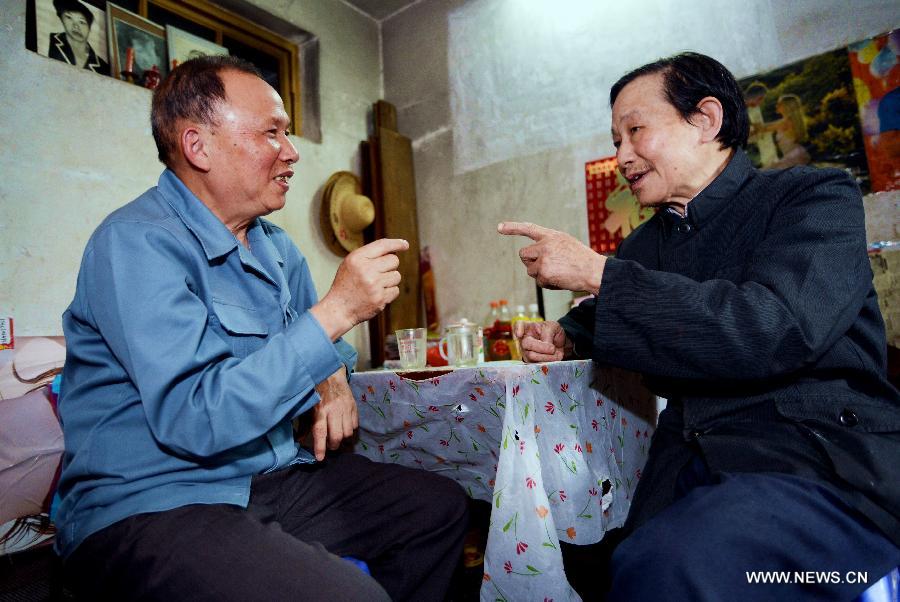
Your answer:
[57,55,468,601]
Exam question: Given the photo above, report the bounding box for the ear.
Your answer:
[694,96,724,144]
[180,125,212,172]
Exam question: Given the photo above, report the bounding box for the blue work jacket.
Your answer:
[55,170,356,557]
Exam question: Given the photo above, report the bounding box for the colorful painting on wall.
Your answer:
[739,48,869,191]
[849,29,900,192]
[585,157,654,255]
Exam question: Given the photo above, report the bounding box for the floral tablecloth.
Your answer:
[350,360,657,601]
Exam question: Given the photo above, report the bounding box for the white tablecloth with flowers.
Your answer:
[350,360,657,601]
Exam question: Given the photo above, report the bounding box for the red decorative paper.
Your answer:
[585,157,653,255]
[849,30,900,192]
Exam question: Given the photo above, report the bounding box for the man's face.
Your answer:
[205,70,299,219]
[61,11,89,44]
[611,73,705,207]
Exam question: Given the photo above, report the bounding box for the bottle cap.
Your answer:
[499,299,508,305]
[528,303,539,312]
[515,305,526,313]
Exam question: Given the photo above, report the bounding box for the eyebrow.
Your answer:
[611,109,642,135]
[616,109,642,122]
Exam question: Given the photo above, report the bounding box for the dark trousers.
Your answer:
[64,452,469,602]
[609,455,900,601]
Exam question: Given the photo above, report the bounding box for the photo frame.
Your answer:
[739,48,868,191]
[107,3,168,82]
[31,0,109,75]
[166,25,229,67]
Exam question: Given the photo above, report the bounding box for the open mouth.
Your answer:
[274,170,293,188]
[626,171,648,188]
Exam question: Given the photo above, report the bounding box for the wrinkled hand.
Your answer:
[498,222,605,293]
[513,320,572,363]
[311,366,358,461]
[312,238,408,340]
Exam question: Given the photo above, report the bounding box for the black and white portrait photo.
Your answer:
[36,0,109,75]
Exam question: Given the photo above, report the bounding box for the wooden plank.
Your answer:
[377,126,423,333]
[362,139,386,368]
[374,100,397,132]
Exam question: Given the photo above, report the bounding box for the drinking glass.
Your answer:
[395,328,427,369]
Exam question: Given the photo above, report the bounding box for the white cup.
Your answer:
[396,328,427,369]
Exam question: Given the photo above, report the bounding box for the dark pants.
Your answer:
[64,452,469,602]
[609,455,900,601]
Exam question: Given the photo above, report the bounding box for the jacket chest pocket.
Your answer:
[209,300,269,358]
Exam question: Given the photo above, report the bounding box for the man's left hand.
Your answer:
[498,222,606,293]
[311,366,358,461]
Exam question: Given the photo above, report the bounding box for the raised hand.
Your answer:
[498,222,605,293]
[312,238,408,340]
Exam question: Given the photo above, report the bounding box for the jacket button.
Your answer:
[689,429,703,440]
[676,222,692,233]
[838,409,858,427]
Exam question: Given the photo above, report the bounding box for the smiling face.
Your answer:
[204,70,299,222]
[611,73,708,208]
[60,10,90,44]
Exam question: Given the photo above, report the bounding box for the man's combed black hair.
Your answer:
[609,52,749,150]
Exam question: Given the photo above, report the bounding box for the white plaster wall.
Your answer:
[382,0,900,327]
[0,1,381,367]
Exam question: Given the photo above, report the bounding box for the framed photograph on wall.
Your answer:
[166,25,229,67]
[107,3,168,82]
[30,0,109,75]
[739,48,868,191]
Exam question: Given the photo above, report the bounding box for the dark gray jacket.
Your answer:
[560,149,900,544]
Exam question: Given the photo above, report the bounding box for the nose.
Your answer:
[281,133,299,165]
[615,138,634,168]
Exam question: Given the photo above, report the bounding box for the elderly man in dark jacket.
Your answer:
[500,52,900,601]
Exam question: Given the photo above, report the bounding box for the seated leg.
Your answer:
[609,470,900,602]
[260,452,470,602]
[64,502,391,602]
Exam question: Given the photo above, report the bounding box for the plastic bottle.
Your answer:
[487,300,513,361]
[487,323,513,361]
[528,303,543,322]
[481,301,499,363]
[497,299,512,326]
[510,305,528,361]
[484,301,499,332]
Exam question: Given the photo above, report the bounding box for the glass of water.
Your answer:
[396,328,427,369]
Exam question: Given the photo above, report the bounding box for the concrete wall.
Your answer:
[382,0,900,327]
[3,0,899,366]
[0,1,381,366]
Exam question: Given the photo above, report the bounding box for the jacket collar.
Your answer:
[660,148,753,233]
[158,169,243,261]
[51,32,75,65]
[51,32,104,72]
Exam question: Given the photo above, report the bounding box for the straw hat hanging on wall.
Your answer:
[320,171,375,256]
